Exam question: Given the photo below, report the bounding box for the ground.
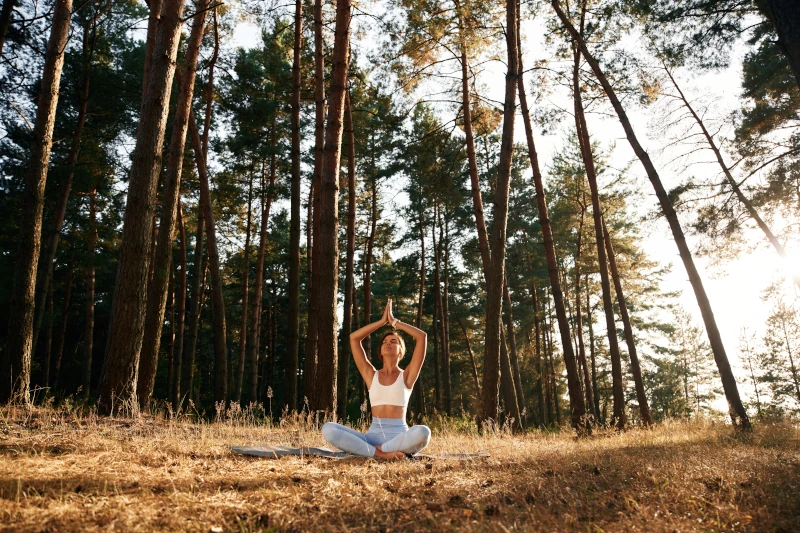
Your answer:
[0,406,799,532]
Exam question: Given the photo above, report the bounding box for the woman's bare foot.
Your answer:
[374,445,406,460]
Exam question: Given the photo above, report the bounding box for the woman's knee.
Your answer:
[412,425,431,445]
[321,422,339,443]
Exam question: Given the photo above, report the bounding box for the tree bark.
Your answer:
[664,64,800,291]
[141,0,164,97]
[314,0,351,415]
[33,13,99,353]
[573,197,595,420]
[337,90,357,418]
[479,0,518,427]
[52,266,73,390]
[305,0,327,406]
[531,284,546,425]
[182,205,204,403]
[97,0,185,415]
[602,217,653,425]
[136,1,208,410]
[499,328,521,426]
[764,0,800,91]
[82,189,97,398]
[248,151,276,405]
[189,111,228,407]
[433,203,450,414]
[516,28,587,431]
[442,210,452,414]
[571,50,626,430]
[171,204,187,411]
[456,318,481,397]
[552,0,751,430]
[457,19,491,277]
[233,171,254,404]
[165,267,175,400]
[503,279,526,424]
[286,0,303,412]
[585,274,601,421]
[43,277,53,389]
[414,199,427,416]
[362,169,378,371]
[2,0,72,404]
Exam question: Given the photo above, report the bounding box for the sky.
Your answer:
[224,5,799,409]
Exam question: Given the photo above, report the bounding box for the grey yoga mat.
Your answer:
[230,445,490,460]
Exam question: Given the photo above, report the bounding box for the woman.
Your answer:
[321,299,431,459]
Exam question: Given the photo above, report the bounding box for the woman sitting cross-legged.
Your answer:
[322,299,431,460]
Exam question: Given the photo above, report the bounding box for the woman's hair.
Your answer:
[380,331,406,358]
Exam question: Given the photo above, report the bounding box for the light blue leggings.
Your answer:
[321,418,431,457]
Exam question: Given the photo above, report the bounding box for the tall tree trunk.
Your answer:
[182,205,204,402]
[553,0,751,430]
[573,199,595,420]
[432,298,441,411]
[2,0,72,404]
[337,90,357,418]
[456,11,491,277]
[0,0,15,58]
[479,0,518,426]
[503,279,526,424]
[353,284,365,408]
[545,294,562,425]
[82,189,97,398]
[97,0,185,415]
[542,305,553,425]
[43,277,53,389]
[517,28,587,431]
[457,318,481,398]
[305,0,327,406]
[531,284,546,426]
[414,201,427,416]
[233,172,254,404]
[442,211,452,414]
[166,267,175,400]
[433,203,449,414]
[286,0,303,412]
[602,217,653,425]
[33,13,99,352]
[171,204,187,411]
[499,329,521,426]
[189,111,228,407]
[664,64,800,291]
[136,1,208,410]
[571,49,626,430]
[763,0,800,91]
[52,266,73,390]
[362,173,378,369]
[141,0,164,97]
[585,274,601,421]
[314,0,351,415]
[248,152,276,405]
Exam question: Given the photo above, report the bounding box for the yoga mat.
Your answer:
[230,445,490,460]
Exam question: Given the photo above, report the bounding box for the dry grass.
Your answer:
[0,406,798,532]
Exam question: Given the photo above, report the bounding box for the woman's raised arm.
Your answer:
[349,302,390,385]
[389,303,427,389]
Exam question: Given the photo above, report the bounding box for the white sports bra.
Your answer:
[369,368,413,407]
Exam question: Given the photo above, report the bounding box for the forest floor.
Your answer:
[0,406,798,532]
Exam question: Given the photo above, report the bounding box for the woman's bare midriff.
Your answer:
[371,405,406,419]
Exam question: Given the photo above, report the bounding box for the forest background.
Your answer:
[1,0,799,430]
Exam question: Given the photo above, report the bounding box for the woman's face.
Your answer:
[380,334,403,360]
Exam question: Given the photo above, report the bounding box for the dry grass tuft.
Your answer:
[1,405,798,532]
